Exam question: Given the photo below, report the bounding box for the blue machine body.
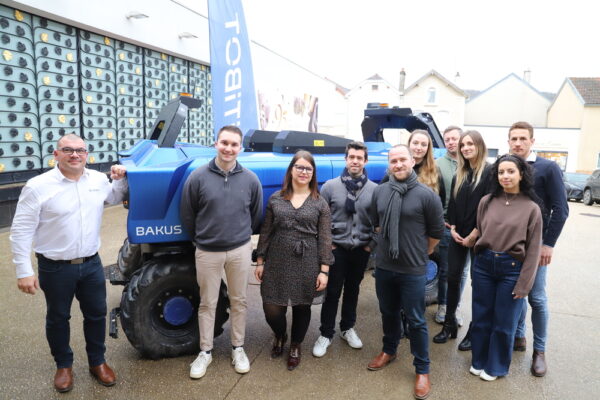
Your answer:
[120,140,397,244]
[118,96,446,245]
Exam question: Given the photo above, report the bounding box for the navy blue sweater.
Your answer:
[531,156,568,247]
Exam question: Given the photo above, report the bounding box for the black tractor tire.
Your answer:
[583,188,593,205]
[117,238,142,277]
[120,255,230,359]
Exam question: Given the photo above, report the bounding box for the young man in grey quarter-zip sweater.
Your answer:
[180,125,262,379]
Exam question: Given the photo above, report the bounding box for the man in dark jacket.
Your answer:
[508,121,568,377]
[368,145,444,400]
[180,125,262,379]
[312,141,377,358]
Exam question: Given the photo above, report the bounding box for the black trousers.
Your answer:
[445,241,474,322]
[319,247,370,339]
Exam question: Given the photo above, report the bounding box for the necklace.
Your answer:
[504,192,518,206]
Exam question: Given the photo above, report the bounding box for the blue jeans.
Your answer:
[471,250,525,377]
[38,254,107,368]
[320,247,370,338]
[437,227,470,305]
[515,266,548,351]
[375,268,429,374]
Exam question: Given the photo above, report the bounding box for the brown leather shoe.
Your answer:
[367,352,396,371]
[514,336,526,352]
[89,363,117,386]
[531,350,547,377]
[54,367,73,393]
[287,343,301,370]
[414,373,431,399]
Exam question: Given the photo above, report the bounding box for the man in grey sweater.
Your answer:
[312,141,377,358]
[368,145,444,400]
[180,125,262,379]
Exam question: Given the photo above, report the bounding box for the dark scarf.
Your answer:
[381,170,418,259]
[340,167,368,214]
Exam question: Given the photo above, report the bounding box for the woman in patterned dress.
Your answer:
[255,150,334,370]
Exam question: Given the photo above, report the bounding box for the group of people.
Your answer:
[10,121,568,399]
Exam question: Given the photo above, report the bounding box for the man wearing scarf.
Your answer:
[312,142,377,358]
[368,145,444,400]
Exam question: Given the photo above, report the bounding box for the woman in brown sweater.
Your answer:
[469,154,543,381]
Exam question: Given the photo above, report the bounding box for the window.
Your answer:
[597,153,600,168]
[538,151,568,171]
[371,84,379,91]
[488,148,499,158]
[427,87,436,104]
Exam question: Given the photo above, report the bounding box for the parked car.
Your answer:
[583,169,600,206]
[563,172,590,201]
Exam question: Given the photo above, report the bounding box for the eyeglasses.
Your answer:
[293,164,314,174]
[59,147,88,155]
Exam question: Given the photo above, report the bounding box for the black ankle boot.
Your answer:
[458,322,472,351]
[433,319,458,343]
[271,333,288,358]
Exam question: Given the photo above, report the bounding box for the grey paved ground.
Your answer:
[1,202,599,400]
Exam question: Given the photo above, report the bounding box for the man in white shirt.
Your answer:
[10,133,128,393]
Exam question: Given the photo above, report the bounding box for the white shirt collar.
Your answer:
[526,152,537,162]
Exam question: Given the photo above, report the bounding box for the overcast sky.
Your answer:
[240,0,598,94]
[184,0,598,94]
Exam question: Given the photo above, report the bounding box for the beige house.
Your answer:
[402,69,467,131]
[547,78,600,172]
[465,73,552,127]
[343,74,402,141]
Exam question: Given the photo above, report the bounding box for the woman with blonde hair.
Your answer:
[434,130,492,345]
[407,130,445,205]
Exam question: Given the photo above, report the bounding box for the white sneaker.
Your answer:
[435,305,446,324]
[190,351,212,379]
[469,366,483,376]
[312,336,332,357]
[341,328,363,349]
[480,371,497,381]
[456,306,464,327]
[231,347,250,374]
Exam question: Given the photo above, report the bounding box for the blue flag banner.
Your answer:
[208,0,258,139]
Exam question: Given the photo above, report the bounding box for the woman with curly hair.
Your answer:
[469,154,542,381]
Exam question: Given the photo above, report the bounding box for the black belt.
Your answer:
[36,252,98,265]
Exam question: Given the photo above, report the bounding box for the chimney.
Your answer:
[523,69,531,83]
[399,68,406,93]
[454,71,461,86]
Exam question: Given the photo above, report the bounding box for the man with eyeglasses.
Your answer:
[180,125,262,380]
[10,133,128,392]
[312,141,377,358]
